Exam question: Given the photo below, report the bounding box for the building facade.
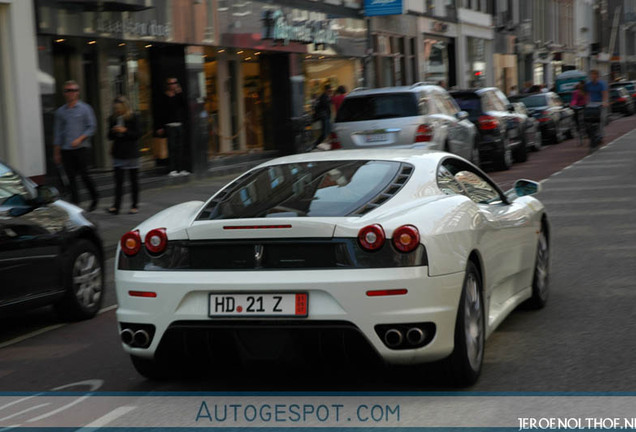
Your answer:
[0,0,44,177]
[456,0,495,88]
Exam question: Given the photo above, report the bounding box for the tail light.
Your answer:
[478,115,499,130]
[144,228,168,255]
[392,225,420,253]
[631,93,636,98]
[328,132,341,149]
[358,224,385,251]
[537,111,551,122]
[415,124,433,142]
[617,97,627,103]
[121,230,142,256]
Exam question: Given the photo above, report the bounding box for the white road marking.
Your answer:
[26,395,91,423]
[79,406,137,429]
[0,403,49,422]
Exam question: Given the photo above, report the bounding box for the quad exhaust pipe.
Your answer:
[406,327,425,345]
[120,328,134,346]
[383,329,403,348]
[380,326,429,349]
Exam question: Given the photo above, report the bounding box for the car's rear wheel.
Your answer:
[470,139,480,167]
[524,224,550,309]
[131,355,171,380]
[445,261,484,387]
[55,239,103,321]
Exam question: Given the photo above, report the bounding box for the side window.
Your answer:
[0,163,36,206]
[418,93,430,115]
[494,89,510,109]
[437,165,465,196]
[454,170,501,204]
[444,94,460,114]
[432,93,450,115]
[490,91,506,111]
[480,93,494,112]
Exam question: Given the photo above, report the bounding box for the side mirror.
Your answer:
[514,179,541,197]
[36,185,60,205]
[456,111,469,121]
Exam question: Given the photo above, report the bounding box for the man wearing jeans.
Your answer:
[53,80,99,211]
[585,69,609,142]
[156,77,188,177]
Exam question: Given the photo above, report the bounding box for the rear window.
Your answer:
[197,160,409,219]
[451,94,481,115]
[335,93,418,122]
[517,94,548,108]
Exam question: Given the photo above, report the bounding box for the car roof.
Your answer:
[347,84,444,96]
[256,149,449,170]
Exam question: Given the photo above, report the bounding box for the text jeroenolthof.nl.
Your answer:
[519,417,636,430]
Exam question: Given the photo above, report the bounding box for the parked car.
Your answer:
[609,81,636,104]
[511,102,542,152]
[509,92,575,144]
[450,88,526,170]
[0,160,104,319]
[115,149,550,386]
[332,84,480,166]
[610,87,635,116]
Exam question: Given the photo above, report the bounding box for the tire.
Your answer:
[523,224,550,309]
[130,355,171,380]
[552,121,562,144]
[55,239,104,321]
[513,136,528,163]
[493,137,513,171]
[445,261,485,387]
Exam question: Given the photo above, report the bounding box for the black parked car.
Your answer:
[450,87,526,170]
[509,92,575,144]
[609,81,636,103]
[0,160,104,319]
[610,87,635,116]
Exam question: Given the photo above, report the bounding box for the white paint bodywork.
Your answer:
[115,149,547,364]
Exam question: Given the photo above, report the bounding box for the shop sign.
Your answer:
[96,17,171,39]
[262,10,337,46]
[364,0,403,16]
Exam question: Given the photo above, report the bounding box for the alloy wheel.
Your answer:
[534,231,549,301]
[464,272,484,373]
[73,251,103,309]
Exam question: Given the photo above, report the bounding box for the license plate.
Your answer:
[366,133,387,143]
[209,293,308,317]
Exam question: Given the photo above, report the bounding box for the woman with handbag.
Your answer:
[107,96,141,215]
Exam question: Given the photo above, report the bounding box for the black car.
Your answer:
[450,87,526,171]
[610,87,635,116]
[509,92,575,144]
[0,160,104,319]
[609,81,636,103]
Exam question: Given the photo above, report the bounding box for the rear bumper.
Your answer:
[115,267,465,365]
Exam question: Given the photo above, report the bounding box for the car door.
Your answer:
[450,164,536,313]
[0,164,65,307]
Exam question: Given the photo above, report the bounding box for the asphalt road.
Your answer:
[1,115,636,394]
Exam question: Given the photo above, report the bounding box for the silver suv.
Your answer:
[331,84,479,165]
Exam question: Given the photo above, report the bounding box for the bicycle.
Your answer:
[583,103,604,153]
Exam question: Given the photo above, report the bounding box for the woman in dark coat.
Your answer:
[107,96,141,215]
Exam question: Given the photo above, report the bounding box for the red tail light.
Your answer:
[358,224,385,251]
[328,132,341,149]
[478,115,499,130]
[144,228,168,255]
[392,225,420,253]
[537,111,551,122]
[415,124,433,142]
[121,230,142,256]
[617,97,627,103]
[631,93,636,98]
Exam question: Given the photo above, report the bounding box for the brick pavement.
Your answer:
[489,113,636,190]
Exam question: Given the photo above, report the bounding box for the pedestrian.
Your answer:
[156,77,189,177]
[312,83,333,148]
[53,80,99,211]
[584,69,609,141]
[107,96,141,215]
[331,85,347,115]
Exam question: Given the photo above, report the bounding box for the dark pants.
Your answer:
[113,167,139,210]
[313,116,331,147]
[166,124,186,172]
[61,147,98,205]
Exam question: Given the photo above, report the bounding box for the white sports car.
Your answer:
[115,149,549,386]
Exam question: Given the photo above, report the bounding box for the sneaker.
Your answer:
[179,170,191,176]
[168,170,180,177]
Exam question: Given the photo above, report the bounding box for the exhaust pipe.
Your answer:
[384,329,403,348]
[406,327,425,346]
[120,328,134,346]
[133,329,150,348]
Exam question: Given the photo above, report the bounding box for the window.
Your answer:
[437,165,465,196]
[0,162,36,206]
[454,170,501,204]
[198,161,410,219]
[336,93,419,122]
[439,158,503,204]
